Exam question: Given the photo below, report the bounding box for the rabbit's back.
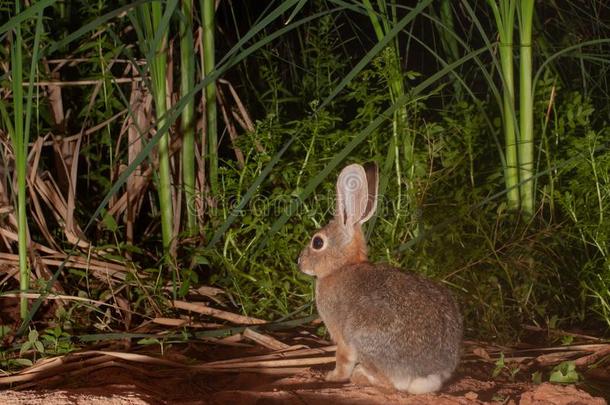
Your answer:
[316,262,462,379]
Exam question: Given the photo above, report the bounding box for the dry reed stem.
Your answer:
[574,344,610,367]
[522,324,603,342]
[217,85,245,167]
[0,344,333,388]
[122,81,152,242]
[242,327,291,351]
[0,292,143,318]
[0,251,129,283]
[172,300,267,325]
[0,354,115,385]
[535,350,584,367]
[202,345,336,367]
[26,138,61,250]
[194,356,335,370]
[0,230,56,254]
[29,166,89,248]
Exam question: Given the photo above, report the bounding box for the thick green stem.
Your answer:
[8,4,42,320]
[150,2,173,254]
[14,4,28,320]
[17,149,28,318]
[488,0,519,211]
[9,1,31,320]
[518,0,535,216]
[201,0,218,196]
[500,44,519,210]
[180,0,197,235]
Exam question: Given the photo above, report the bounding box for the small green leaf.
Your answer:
[102,211,119,232]
[12,358,33,367]
[531,371,542,384]
[549,315,559,329]
[549,361,579,383]
[492,352,505,378]
[34,340,45,353]
[0,325,11,338]
[20,341,32,355]
[192,255,210,265]
[138,337,160,345]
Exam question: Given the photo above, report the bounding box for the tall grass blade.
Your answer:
[518,0,535,216]
[201,0,218,196]
[487,0,520,211]
[5,3,44,319]
[47,1,146,54]
[135,1,176,255]
[0,0,55,35]
[180,0,197,235]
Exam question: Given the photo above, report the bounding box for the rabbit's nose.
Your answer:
[297,254,302,265]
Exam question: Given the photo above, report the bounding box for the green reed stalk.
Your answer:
[438,0,462,97]
[137,1,174,254]
[12,2,27,319]
[488,0,519,211]
[201,0,218,196]
[180,0,197,235]
[518,0,534,216]
[153,3,173,254]
[6,4,44,318]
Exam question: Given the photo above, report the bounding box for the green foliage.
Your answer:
[1,0,610,345]
[492,352,520,381]
[19,329,44,360]
[41,326,76,355]
[549,361,580,384]
[531,370,542,384]
[179,1,610,340]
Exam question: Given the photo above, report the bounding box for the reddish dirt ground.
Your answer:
[0,367,606,404]
[1,343,608,405]
[1,298,608,404]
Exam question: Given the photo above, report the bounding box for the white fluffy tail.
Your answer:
[393,373,442,394]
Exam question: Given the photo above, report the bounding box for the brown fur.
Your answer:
[297,163,463,394]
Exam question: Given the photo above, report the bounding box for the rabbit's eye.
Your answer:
[312,236,324,250]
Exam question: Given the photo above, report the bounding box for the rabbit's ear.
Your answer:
[360,162,379,223]
[336,164,369,227]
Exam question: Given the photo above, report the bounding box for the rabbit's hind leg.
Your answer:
[350,363,394,392]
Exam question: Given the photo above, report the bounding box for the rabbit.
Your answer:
[298,163,462,394]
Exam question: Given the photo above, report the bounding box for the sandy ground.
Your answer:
[1,359,606,404]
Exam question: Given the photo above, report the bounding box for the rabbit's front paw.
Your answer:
[325,368,350,382]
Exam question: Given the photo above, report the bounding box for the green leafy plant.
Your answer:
[41,326,75,355]
[19,329,45,361]
[492,352,520,381]
[549,361,580,384]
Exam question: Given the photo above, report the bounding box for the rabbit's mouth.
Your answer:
[300,266,315,276]
[297,253,316,276]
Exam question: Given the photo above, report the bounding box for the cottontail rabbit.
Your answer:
[298,163,462,394]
